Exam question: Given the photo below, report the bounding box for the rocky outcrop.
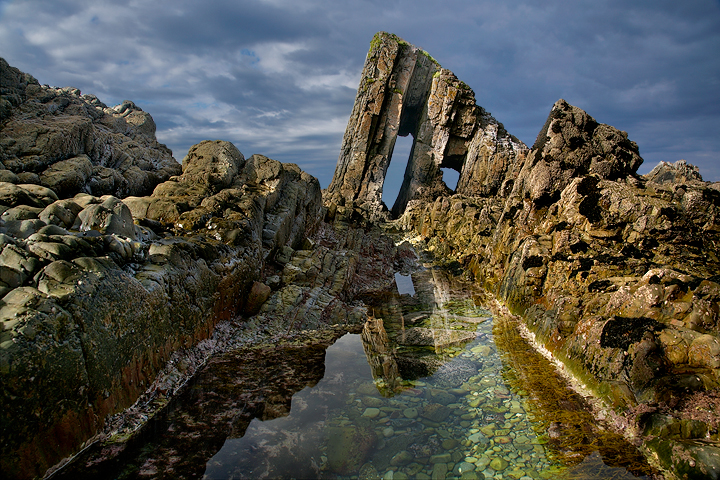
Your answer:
[398,104,720,478]
[0,133,328,478]
[325,32,527,221]
[0,58,181,199]
[327,33,720,479]
[645,158,705,185]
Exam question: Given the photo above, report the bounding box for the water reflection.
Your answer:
[395,272,416,296]
[52,267,657,479]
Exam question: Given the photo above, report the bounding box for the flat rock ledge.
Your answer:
[325,32,720,479]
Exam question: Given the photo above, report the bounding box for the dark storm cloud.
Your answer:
[1,0,718,184]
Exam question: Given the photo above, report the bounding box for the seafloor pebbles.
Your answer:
[317,310,560,480]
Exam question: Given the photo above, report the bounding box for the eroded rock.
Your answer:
[325,32,527,221]
[325,32,720,480]
[0,58,181,199]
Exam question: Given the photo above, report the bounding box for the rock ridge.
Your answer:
[0,57,181,199]
[325,32,720,479]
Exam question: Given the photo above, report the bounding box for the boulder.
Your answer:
[645,159,705,185]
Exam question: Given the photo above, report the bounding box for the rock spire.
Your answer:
[325,32,527,220]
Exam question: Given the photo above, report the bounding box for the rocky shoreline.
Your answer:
[2,31,720,479]
[328,32,720,479]
[1,57,401,478]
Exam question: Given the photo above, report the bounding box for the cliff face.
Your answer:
[0,59,332,479]
[327,33,720,478]
[325,32,527,221]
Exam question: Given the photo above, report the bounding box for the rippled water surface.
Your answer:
[55,267,657,479]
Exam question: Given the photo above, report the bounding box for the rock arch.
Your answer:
[325,32,529,220]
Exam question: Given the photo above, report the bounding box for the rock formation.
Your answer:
[325,32,527,221]
[0,142,325,478]
[0,57,180,198]
[326,33,720,479]
[0,59,344,478]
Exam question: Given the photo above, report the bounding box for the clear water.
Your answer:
[54,268,657,479]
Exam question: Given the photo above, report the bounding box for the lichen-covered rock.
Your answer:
[0,58,181,199]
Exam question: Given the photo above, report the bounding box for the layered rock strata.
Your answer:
[325,32,527,221]
[0,58,340,478]
[327,33,720,479]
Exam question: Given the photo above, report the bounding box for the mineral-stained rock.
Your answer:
[325,32,527,221]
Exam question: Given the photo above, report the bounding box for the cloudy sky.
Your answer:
[1,0,719,194]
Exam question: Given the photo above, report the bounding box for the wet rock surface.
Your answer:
[326,33,720,480]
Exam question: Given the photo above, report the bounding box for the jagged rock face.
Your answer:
[645,158,705,185]
[325,32,527,221]
[508,99,643,212]
[0,58,181,199]
[0,135,326,478]
[397,97,720,479]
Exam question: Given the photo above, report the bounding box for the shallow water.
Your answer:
[53,267,657,479]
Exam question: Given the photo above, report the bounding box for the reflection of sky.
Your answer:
[204,333,371,479]
[394,272,416,296]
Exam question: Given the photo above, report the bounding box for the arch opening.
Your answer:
[441,168,460,192]
[382,134,413,211]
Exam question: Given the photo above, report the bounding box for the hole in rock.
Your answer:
[383,134,413,211]
[394,272,416,296]
[441,167,459,192]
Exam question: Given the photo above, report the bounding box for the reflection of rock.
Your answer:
[49,337,338,479]
[361,316,402,395]
[398,326,476,349]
